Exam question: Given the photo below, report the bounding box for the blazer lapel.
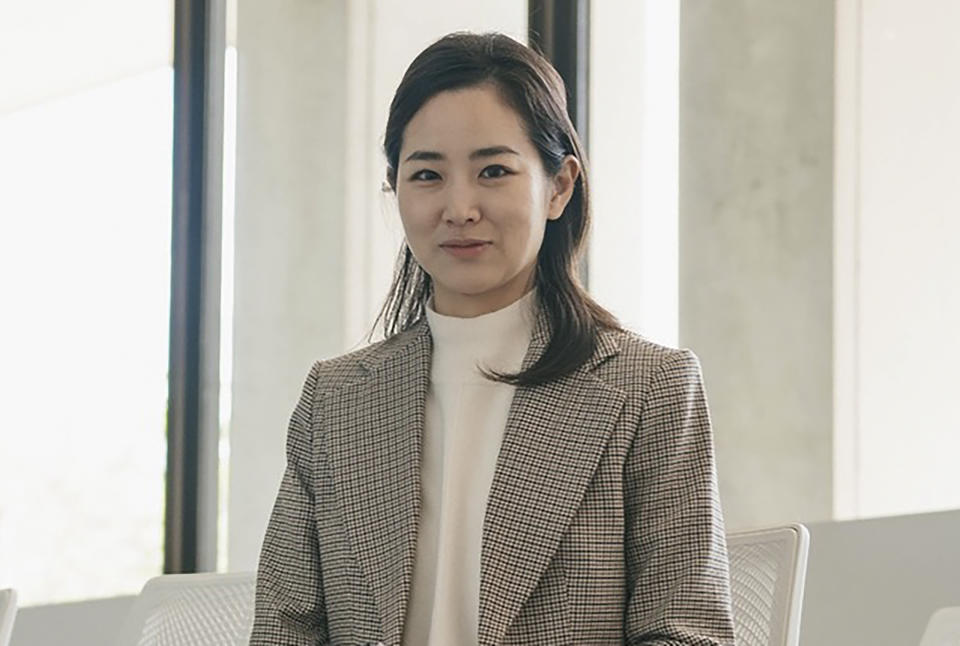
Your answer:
[322,322,432,646]
[478,311,626,646]
[322,306,625,646]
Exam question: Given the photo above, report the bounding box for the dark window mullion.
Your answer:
[529,0,591,287]
[166,0,225,575]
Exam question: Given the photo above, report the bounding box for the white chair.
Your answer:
[0,589,18,646]
[919,607,960,646]
[114,572,255,646]
[115,531,810,646]
[727,523,810,646]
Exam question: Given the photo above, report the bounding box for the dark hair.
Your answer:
[370,31,624,387]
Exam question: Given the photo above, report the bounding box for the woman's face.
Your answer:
[395,83,578,318]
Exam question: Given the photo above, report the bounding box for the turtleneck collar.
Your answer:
[424,287,538,382]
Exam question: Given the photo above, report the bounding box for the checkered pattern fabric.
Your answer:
[251,306,735,646]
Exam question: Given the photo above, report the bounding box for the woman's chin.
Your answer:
[432,272,501,295]
[437,284,497,300]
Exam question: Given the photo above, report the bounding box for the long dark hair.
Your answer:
[370,31,624,387]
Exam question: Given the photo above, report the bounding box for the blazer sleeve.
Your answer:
[250,361,329,646]
[623,349,736,646]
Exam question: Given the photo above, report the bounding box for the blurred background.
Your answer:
[0,0,957,644]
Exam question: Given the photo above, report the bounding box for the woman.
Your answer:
[251,32,735,646]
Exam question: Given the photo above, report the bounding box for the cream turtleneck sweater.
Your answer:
[401,287,538,646]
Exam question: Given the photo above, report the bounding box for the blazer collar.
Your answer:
[323,305,626,646]
[354,296,622,377]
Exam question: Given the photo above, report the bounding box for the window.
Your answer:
[0,1,175,605]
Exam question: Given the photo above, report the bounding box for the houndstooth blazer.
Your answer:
[250,305,736,646]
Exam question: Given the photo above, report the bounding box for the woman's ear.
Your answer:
[382,170,396,194]
[546,155,581,221]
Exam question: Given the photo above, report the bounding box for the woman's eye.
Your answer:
[480,165,511,179]
[411,169,440,181]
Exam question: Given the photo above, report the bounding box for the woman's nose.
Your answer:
[443,184,480,225]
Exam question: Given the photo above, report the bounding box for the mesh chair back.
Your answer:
[0,589,18,646]
[115,572,255,646]
[727,523,809,646]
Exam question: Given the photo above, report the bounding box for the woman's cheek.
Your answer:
[398,199,433,239]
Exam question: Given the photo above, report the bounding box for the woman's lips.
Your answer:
[440,241,491,258]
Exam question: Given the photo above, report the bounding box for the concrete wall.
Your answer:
[679,1,836,530]
[227,0,351,572]
[229,0,960,569]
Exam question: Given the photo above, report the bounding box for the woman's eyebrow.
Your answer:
[403,145,520,163]
[469,145,519,160]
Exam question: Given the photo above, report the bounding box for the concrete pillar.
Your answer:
[679,1,836,529]
[228,0,350,570]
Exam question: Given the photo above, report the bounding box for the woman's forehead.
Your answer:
[400,85,532,159]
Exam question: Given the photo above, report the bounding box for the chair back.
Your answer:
[114,572,255,646]
[918,607,960,646]
[0,589,18,646]
[727,523,810,646]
